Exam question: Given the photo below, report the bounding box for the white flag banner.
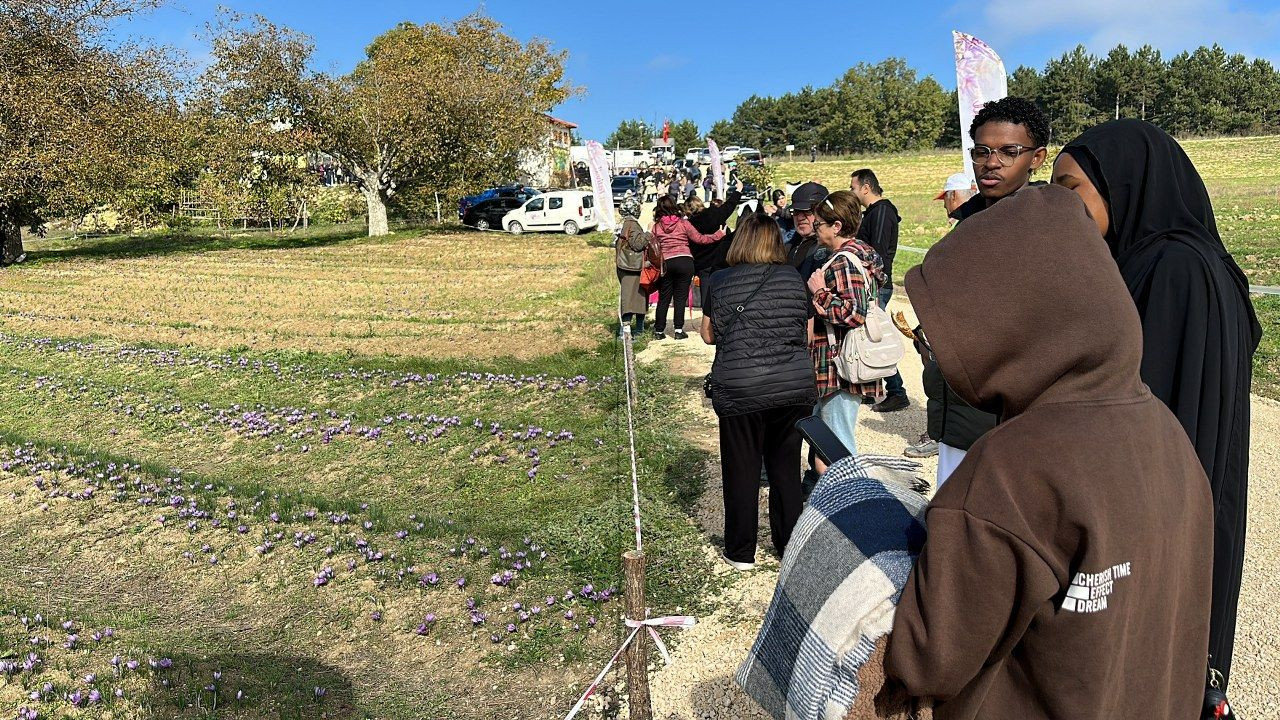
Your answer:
[953,31,1008,185]
[707,139,725,200]
[586,140,617,232]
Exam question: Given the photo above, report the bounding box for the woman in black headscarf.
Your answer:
[1053,119,1262,690]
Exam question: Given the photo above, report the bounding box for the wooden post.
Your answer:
[622,549,651,720]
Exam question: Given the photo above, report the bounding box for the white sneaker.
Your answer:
[722,554,755,571]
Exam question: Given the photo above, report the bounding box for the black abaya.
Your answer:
[1064,120,1262,687]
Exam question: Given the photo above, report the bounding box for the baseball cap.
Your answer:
[935,173,973,200]
[790,182,829,211]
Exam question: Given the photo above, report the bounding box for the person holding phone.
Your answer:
[701,213,816,570]
[805,190,884,469]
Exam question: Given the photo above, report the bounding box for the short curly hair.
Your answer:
[969,96,1051,148]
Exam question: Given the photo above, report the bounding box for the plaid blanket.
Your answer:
[736,455,929,720]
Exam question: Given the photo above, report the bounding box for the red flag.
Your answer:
[661,120,670,143]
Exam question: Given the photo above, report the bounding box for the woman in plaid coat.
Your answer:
[805,190,887,469]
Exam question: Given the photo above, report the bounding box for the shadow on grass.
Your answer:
[24,227,372,264]
[657,440,713,513]
[132,651,360,719]
[20,221,488,265]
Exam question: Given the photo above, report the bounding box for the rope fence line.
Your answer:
[620,323,643,554]
[561,294,700,720]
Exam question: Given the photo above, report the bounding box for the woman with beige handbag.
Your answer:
[805,191,900,470]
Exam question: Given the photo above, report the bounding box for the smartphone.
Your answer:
[795,414,852,465]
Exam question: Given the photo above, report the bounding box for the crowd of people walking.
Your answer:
[613,95,1259,719]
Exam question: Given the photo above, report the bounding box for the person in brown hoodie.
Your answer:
[885,184,1213,719]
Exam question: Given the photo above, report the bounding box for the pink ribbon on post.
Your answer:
[562,614,698,720]
[624,615,697,666]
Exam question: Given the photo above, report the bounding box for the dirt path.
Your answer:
[635,298,1279,719]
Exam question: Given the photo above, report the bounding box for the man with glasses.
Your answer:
[926,96,1050,486]
[785,181,831,496]
[784,181,830,279]
[951,96,1049,221]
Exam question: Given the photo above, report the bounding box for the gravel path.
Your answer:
[634,298,1279,719]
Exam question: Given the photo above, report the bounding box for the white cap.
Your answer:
[935,172,973,199]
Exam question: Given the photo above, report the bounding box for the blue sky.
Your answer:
[115,0,1280,142]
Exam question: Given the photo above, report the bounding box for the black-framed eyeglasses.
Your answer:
[969,144,1042,167]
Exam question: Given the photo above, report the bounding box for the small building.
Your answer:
[518,114,577,189]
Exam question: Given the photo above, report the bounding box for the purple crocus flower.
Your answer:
[87,689,102,705]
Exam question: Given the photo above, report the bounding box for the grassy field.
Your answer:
[0,226,718,718]
[0,134,1275,720]
[774,134,1280,399]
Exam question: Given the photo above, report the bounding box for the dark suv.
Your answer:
[462,197,524,231]
[611,175,640,203]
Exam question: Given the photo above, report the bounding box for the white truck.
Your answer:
[611,149,654,170]
[569,145,613,165]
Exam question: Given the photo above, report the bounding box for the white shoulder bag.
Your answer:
[819,250,905,383]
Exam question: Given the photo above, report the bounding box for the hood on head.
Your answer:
[904,185,1145,419]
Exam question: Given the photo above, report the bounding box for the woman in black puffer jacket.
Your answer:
[700,213,817,570]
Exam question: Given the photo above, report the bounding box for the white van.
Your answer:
[502,190,598,235]
[612,149,653,170]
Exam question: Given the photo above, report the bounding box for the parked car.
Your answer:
[611,175,641,203]
[502,190,598,235]
[462,196,525,231]
[736,149,764,166]
[458,184,539,218]
[720,145,742,160]
[684,147,703,162]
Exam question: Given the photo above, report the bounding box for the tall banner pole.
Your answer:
[953,31,1008,185]
[586,140,618,232]
[707,139,725,200]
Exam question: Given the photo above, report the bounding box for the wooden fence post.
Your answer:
[622,549,651,720]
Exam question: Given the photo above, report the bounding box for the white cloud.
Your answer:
[972,0,1280,62]
[645,54,688,71]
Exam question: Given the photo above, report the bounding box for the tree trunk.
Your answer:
[363,188,390,236]
[1,211,24,265]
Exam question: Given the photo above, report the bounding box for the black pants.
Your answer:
[719,405,809,563]
[655,256,695,332]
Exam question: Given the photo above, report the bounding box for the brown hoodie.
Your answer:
[886,185,1213,719]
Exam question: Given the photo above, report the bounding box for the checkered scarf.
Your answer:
[735,455,929,719]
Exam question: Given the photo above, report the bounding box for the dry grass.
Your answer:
[3,230,615,359]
